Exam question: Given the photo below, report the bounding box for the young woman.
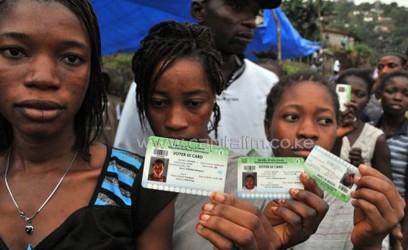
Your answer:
[131,21,328,250]
[364,52,408,124]
[376,71,408,249]
[0,1,175,249]
[333,69,391,176]
[198,72,404,250]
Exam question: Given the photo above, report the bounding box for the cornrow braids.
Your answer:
[132,21,225,137]
[265,71,340,123]
[0,0,106,161]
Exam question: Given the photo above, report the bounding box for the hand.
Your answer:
[195,173,328,250]
[263,172,329,249]
[336,103,358,138]
[351,165,405,250]
[196,192,282,250]
[349,147,363,167]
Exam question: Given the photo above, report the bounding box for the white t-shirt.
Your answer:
[114,59,278,156]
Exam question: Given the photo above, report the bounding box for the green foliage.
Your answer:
[102,53,133,72]
[281,61,309,74]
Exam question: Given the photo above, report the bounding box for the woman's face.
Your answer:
[344,75,370,116]
[380,76,408,117]
[0,1,91,140]
[265,82,337,158]
[146,58,216,141]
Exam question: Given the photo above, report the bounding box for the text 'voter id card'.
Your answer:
[237,157,304,200]
[142,136,229,196]
[304,145,360,202]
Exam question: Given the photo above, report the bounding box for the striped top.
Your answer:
[378,118,408,197]
[0,147,176,250]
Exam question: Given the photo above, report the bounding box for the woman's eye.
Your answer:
[356,91,366,98]
[62,55,82,65]
[283,114,299,122]
[1,47,25,58]
[186,100,203,108]
[151,100,167,108]
[318,118,333,126]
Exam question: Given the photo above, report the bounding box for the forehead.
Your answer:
[281,81,333,103]
[379,55,403,65]
[343,75,368,90]
[386,76,408,87]
[0,0,88,42]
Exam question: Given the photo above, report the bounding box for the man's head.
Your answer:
[191,0,281,56]
[245,174,256,190]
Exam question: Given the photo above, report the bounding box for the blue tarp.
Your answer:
[91,0,319,60]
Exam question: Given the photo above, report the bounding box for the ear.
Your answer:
[191,0,206,24]
[264,119,272,141]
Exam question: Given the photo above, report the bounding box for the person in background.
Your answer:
[332,69,391,175]
[98,67,124,146]
[375,71,408,249]
[364,52,408,124]
[114,0,281,157]
[0,0,175,249]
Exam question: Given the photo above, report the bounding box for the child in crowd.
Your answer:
[131,20,328,250]
[333,69,391,174]
[0,1,175,249]
[198,72,404,250]
[375,71,408,249]
[364,52,408,124]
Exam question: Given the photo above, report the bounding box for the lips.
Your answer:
[15,100,64,122]
[235,31,254,43]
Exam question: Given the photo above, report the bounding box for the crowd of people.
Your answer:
[0,0,407,250]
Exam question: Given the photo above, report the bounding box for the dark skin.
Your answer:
[332,76,391,178]
[191,0,260,84]
[378,76,408,249]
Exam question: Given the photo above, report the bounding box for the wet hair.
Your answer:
[336,68,374,96]
[379,71,408,93]
[132,21,224,137]
[0,0,106,161]
[265,71,340,123]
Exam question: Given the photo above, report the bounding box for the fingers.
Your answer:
[197,192,280,250]
[353,165,405,219]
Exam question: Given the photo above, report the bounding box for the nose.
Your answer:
[297,118,319,141]
[241,11,257,29]
[164,105,188,132]
[24,54,61,90]
[393,91,403,101]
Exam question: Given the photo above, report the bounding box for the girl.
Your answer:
[131,21,328,250]
[376,71,408,248]
[198,72,404,250]
[0,1,174,249]
[364,52,408,124]
[333,69,391,176]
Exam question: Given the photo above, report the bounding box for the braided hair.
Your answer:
[0,0,106,161]
[132,21,224,137]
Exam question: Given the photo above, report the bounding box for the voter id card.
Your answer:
[142,136,229,196]
[304,145,360,202]
[237,157,304,200]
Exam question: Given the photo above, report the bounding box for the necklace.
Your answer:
[4,149,78,235]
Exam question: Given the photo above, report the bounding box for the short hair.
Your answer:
[336,68,374,96]
[265,71,340,123]
[132,21,225,137]
[0,0,106,161]
[379,71,408,93]
[152,159,165,166]
[379,52,408,67]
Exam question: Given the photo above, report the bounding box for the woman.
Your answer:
[131,20,328,250]
[0,1,175,249]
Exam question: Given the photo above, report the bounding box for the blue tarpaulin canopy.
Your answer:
[91,0,319,60]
